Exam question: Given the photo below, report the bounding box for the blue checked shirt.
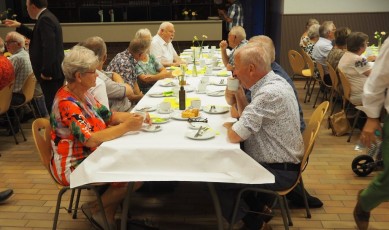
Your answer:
[227,1,244,31]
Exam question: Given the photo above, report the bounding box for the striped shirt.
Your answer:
[227,1,244,31]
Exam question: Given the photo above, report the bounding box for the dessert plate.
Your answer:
[159,81,177,87]
[151,117,170,124]
[157,108,174,114]
[206,90,225,97]
[142,124,162,132]
[187,122,209,130]
[148,91,174,97]
[135,105,157,112]
[202,105,229,114]
[185,130,215,140]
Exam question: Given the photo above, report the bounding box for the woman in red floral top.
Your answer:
[50,46,148,228]
[0,37,15,90]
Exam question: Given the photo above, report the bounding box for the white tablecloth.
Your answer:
[70,75,274,188]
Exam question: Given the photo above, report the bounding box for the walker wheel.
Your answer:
[352,155,375,177]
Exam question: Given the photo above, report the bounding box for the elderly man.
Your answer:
[150,22,185,67]
[5,31,48,120]
[312,21,336,85]
[219,25,247,71]
[106,38,149,105]
[4,0,65,113]
[218,43,304,230]
[80,36,138,112]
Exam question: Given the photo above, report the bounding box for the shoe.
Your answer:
[0,189,13,202]
[288,194,323,208]
[353,189,370,230]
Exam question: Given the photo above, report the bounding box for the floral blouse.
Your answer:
[50,86,111,186]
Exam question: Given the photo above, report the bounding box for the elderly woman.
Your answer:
[134,28,174,93]
[338,32,373,105]
[327,27,352,69]
[50,46,147,229]
[303,24,320,58]
[300,18,319,49]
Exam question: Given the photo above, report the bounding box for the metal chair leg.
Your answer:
[53,188,68,230]
[347,110,361,142]
[207,183,223,230]
[68,189,75,214]
[72,189,82,219]
[299,179,311,218]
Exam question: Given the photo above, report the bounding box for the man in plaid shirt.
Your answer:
[218,0,244,32]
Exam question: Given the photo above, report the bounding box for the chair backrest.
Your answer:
[22,73,37,103]
[0,80,15,115]
[300,49,315,75]
[308,101,329,127]
[32,118,52,173]
[288,50,305,75]
[337,68,351,108]
[326,61,339,92]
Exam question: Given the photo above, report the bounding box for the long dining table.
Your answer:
[70,62,275,230]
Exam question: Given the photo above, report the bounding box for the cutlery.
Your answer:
[209,105,216,113]
[219,79,224,84]
[194,126,203,137]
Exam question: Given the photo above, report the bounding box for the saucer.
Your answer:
[185,130,215,140]
[158,108,174,114]
[206,90,225,97]
[142,124,162,132]
[188,122,210,130]
[202,105,229,114]
[135,105,157,112]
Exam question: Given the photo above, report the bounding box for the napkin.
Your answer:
[163,97,200,109]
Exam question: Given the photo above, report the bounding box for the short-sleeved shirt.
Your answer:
[232,71,304,164]
[50,86,112,186]
[9,48,33,93]
[228,40,248,66]
[338,51,372,105]
[136,54,163,93]
[227,1,244,31]
[0,56,15,90]
[312,37,333,74]
[106,49,140,89]
[150,35,179,65]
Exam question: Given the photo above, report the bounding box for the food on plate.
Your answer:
[181,108,199,118]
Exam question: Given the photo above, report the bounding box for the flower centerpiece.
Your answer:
[191,10,197,20]
[374,31,387,48]
[182,9,190,20]
[192,35,208,77]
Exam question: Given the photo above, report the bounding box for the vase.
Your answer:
[192,64,198,77]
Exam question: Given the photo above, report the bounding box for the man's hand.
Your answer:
[360,118,382,148]
[3,19,21,28]
[219,40,228,50]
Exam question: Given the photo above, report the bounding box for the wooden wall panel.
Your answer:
[272,12,389,76]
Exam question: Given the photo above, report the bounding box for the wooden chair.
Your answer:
[337,69,362,142]
[326,61,341,115]
[229,102,329,230]
[31,118,111,230]
[300,50,317,103]
[0,80,25,144]
[313,62,332,108]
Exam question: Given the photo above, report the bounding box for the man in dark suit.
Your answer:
[4,0,64,113]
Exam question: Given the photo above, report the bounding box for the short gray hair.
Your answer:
[129,38,149,55]
[134,28,152,40]
[158,22,174,34]
[78,36,107,62]
[6,31,25,48]
[319,21,335,38]
[307,24,320,39]
[230,26,246,41]
[61,46,99,83]
[234,43,271,73]
[249,35,275,62]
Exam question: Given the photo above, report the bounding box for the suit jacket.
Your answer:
[17,9,64,82]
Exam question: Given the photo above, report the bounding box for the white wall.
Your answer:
[283,0,389,14]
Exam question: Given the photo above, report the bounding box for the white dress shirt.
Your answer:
[88,75,109,110]
[361,40,389,118]
[150,34,178,65]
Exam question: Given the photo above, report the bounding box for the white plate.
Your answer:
[211,78,227,86]
[206,90,225,97]
[135,105,157,112]
[171,111,201,120]
[158,108,174,114]
[202,105,229,114]
[151,117,170,124]
[187,122,209,130]
[212,66,224,70]
[142,124,162,132]
[159,81,177,87]
[185,130,215,140]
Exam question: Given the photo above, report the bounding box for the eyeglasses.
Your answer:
[188,117,208,123]
[4,40,17,45]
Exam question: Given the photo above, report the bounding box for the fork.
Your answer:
[219,79,224,84]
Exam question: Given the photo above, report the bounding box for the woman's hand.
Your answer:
[124,113,144,131]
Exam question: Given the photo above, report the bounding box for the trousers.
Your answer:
[360,115,389,211]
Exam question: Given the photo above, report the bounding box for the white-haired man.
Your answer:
[150,22,185,67]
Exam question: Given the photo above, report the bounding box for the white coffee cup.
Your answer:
[190,99,201,109]
[205,66,213,75]
[199,59,206,68]
[134,111,146,121]
[227,77,240,91]
[159,101,171,112]
[212,56,219,67]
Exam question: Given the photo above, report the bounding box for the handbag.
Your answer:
[328,110,351,136]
